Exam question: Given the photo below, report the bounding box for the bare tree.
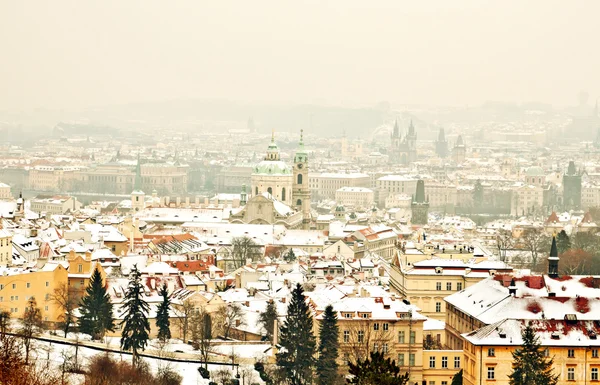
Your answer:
[173,298,195,342]
[0,310,11,334]
[344,320,393,364]
[496,228,514,262]
[212,368,233,385]
[239,367,256,385]
[50,283,78,337]
[21,297,43,365]
[230,236,262,269]
[521,228,549,271]
[191,308,214,370]
[215,303,246,339]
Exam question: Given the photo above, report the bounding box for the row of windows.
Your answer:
[486,363,600,381]
[0,281,51,290]
[436,282,463,291]
[429,356,461,369]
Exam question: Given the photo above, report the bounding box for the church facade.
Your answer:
[235,131,311,229]
[389,120,417,165]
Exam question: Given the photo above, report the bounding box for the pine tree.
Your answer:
[156,283,171,342]
[556,230,571,254]
[258,299,278,343]
[120,264,151,367]
[78,267,114,340]
[316,305,339,385]
[451,369,463,385]
[276,283,316,385]
[347,351,409,385]
[509,323,558,385]
[284,248,296,263]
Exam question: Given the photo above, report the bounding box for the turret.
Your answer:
[548,235,559,278]
[241,184,247,206]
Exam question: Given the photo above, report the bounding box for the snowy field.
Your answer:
[29,334,268,385]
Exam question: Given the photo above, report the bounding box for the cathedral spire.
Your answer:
[133,154,143,192]
[408,119,415,135]
[393,119,399,138]
[271,129,275,143]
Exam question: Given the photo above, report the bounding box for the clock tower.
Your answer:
[293,129,311,229]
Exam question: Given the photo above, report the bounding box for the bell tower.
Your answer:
[293,129,311,229]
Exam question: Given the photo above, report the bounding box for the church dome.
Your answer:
[525,166,544,177]
[253,160,292,175]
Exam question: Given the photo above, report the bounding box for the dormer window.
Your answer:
[435,267,443,274]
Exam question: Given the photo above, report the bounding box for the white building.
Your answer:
[335,187,374,209]
[309,172,370,200]
[0,183,12,200]
[511,183,544,216]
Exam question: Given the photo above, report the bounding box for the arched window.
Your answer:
[255,187,258,195]
[297,174,303,185]
[281,187,286,201]
[267,187,273,196]
[296,199,302,206]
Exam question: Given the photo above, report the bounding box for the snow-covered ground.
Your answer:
[30,334,267,385]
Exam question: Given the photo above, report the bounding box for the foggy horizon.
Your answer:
[2,0,600,111]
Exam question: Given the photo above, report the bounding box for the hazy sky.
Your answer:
[1,1,599,110]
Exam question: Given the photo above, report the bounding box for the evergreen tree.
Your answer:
[258,299,278,343]
[156,283,171,342]
[451,369,463,385]
[78,268,114,340]
[276,283,316,385]
[316,305,339,385]
[556,230,571,254]
[347,351,409,385]
[508,323,558,385]
[284,248,296,263]
[120,264,151,367]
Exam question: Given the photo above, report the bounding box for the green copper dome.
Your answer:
[253,160,292,175]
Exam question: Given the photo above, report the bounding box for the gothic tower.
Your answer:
[452,135,466,164]
[293,129,311,229]
[411,179,429,225]
[435,128,448,158]
[131,155,145,212]
[406,120,417,163]
[563,160,582,210]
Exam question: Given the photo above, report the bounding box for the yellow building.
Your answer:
[463,319,600,385]
[422,349,463,385]
[310,287,427,384]
[0,228,12,266]
[390,252,513,321]
[0,263,69,323]
[65,251,107,300]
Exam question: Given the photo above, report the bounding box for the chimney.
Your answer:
[508,278,517,296]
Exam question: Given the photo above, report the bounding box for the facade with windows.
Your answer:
[421,350,463,385]
[310,289,427,383]
[462,318,600,385]
[0,262,68,323]
[389,255,513,322]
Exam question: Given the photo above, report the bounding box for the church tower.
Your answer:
[293,129,311,229]
[548,235,559,278]
[131,155,145,212]
[411,179,429,225]
[435,128,448,158]
[453,135,466,164]
[406,120,417,163]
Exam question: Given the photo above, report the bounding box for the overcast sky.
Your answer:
[1,1,598,110]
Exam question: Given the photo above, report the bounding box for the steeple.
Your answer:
[265,130,280,161]
[393,119,399,138]
[133,154,143,192]
[294,129,308,163]
[414,179,426,203]
[548,235,559,278]
[567,160,577,175]
[408,120,415,136]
